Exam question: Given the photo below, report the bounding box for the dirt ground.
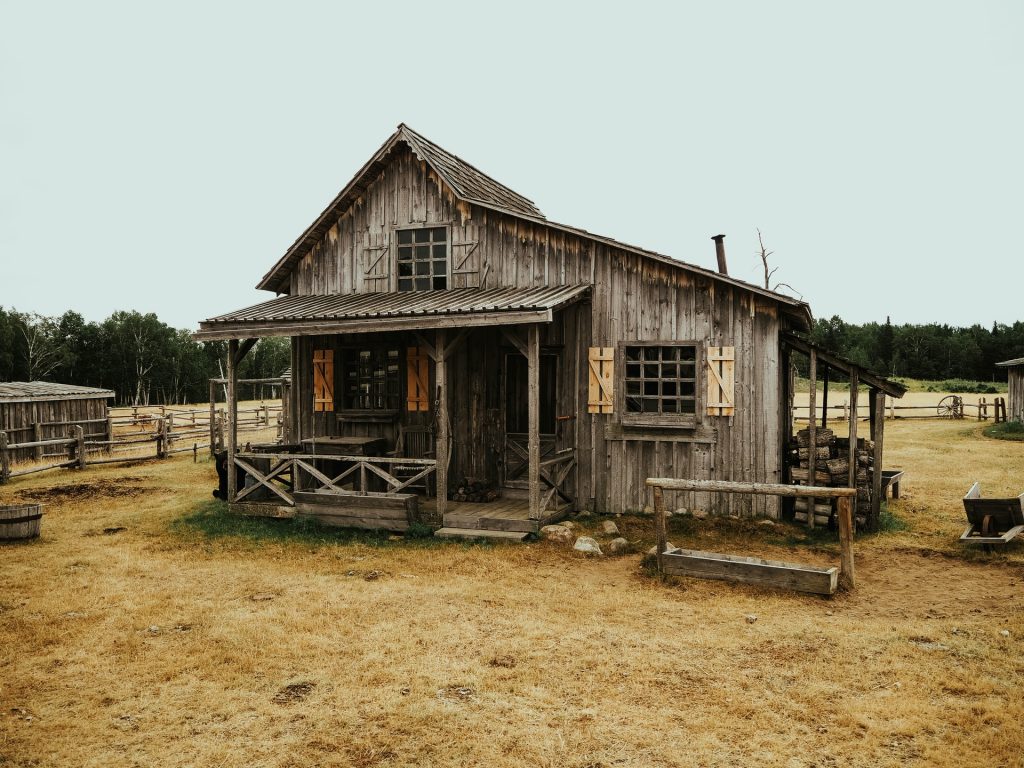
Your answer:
[1,419,1022,767]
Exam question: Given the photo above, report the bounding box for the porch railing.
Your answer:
[538,449,576,515]
[231,452,437,506]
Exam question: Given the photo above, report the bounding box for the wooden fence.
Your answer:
[795,396,1008,422]
[0,403,283,485]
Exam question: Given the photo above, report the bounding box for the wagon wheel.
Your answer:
[936,395,959,419]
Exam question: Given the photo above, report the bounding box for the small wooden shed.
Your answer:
[996,357,1024,422]
[0,382,114,463]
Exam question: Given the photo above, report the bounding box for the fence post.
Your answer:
[0,431,9,484]
[837,496,855,590]
[33,422,43,462]
[262,403,269,427]
[156,417,166,459]
[75,425,86,470]
[217,409,224,451]
[653,483,667,575]
[193,442,198,463]
[106,416,115,455]
[166,412,175,455]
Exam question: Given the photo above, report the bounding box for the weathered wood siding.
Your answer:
[1009,368,1023,422]
[0,398,109,463]
[287,146,787,518]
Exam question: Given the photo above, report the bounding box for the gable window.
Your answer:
[397,227,448,291]
[621,342,699,426]
[341,347,401,413]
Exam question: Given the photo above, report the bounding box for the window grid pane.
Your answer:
[396,227,447,291]
[343,348,402,411]
[624,344,697,417]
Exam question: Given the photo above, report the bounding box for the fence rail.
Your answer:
[0,402,284,485]
[795,395,1008,422]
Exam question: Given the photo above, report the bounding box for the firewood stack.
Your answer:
[450,478,500,503]
[788,428,874,528]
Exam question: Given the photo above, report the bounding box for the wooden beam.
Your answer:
[527,324,541,520]
[233,337,258,366]
[783,333,906,398]
[412,331,439,362]
[501,327,529,358]
[646,478,856,498]
[435,329,448,520]
[847,370,859,491]
[871,388,885,531]
[821,365,830,429]
[227,339,239,502]
[807,348,817,529]
[208,378,217,457]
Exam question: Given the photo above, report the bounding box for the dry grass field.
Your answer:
[2,416,1022,767]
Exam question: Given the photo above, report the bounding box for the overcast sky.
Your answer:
[2,1,1021,330]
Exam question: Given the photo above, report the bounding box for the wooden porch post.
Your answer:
[806,349,817,529]
[226,339,239,502]
[435,329,449,521]
[208,378,217,458]
[528,324,541,520]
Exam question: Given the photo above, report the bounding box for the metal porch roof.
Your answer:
[196,285,590,341]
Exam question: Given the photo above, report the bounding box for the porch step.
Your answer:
[434,527,532,542]
[443,513,536,533]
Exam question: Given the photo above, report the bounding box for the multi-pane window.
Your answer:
[397,227,448,291]
[342,348,401,412]
[623,344,698,420]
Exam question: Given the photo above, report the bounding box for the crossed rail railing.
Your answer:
[538,450,576,514]
[232,453,437,506]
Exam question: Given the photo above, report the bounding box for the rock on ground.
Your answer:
[540,524,575,544]
[607,537,630,555]
[573,536,603,556]
[601,520,620,536]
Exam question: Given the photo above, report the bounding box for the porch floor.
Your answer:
[424,497,567,534]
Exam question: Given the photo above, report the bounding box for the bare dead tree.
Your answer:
[756,229,803,300]
[758,229,777,290]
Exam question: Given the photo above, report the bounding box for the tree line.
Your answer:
[808,316,1024,383]
[0,307,289,406]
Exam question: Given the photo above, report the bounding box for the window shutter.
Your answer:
[312,349,334,412]
[406,347,430,412]
[587,347,614,414]
[706,346,735,416]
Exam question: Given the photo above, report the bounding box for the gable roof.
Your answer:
[256,124,812,328]
[996,357,1024,368]
[258,124,542,294]
[0,381,115,402]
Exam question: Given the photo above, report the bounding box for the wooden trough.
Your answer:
[660,548,839,595]
[648,478,858,593]
[0,503,43,541]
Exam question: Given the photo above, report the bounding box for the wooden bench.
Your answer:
[960,482,1024,547]
[881,470,904,500]
[294,489,418,532]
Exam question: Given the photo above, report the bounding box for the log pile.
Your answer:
[450,478,500,503]
[788,428,874,528]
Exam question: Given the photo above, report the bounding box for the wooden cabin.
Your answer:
[196,124,900,536]
[0,382,114,464]
[996,357,1023,422]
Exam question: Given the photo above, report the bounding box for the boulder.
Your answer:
[573,536,603,556]
[540,524,575,544]
[646,541,676,556]
[601,520,620,536]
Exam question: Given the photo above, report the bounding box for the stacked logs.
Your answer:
[788,428,874,528]
[451,478,500,503]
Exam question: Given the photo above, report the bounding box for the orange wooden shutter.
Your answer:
[406,347,430,412]
[706,346,735,416]
[313,349,334,412]
[587,347,614,414]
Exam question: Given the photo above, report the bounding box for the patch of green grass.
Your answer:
[173,500,458,549]
[875,504,910,533]
[983,421,1024,442]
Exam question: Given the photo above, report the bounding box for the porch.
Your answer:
[195,287,590,536]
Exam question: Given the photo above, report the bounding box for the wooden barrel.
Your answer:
[0,504,43,541]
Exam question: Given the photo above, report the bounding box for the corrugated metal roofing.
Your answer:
[202,285,589,327]
[996,357,1024,367]
[0,382,115,401]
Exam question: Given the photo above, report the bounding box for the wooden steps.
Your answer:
[434,527,531,542]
